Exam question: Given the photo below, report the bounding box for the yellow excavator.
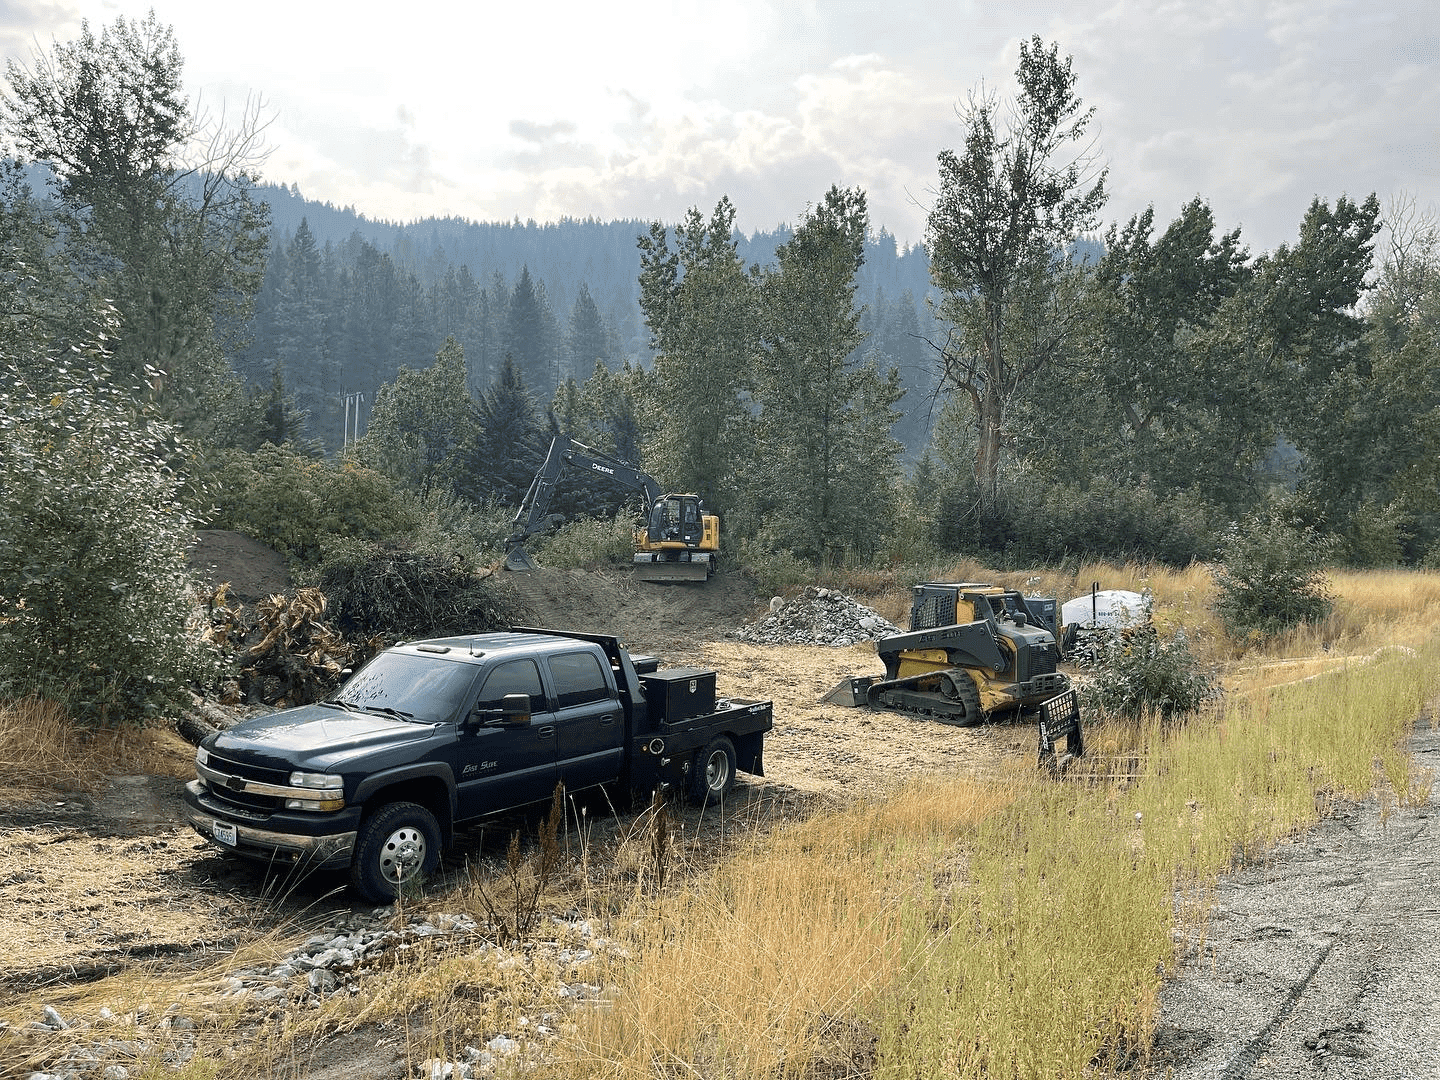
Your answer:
[505,436,719,583]
[824,582,1083,767]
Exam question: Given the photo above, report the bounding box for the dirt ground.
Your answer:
[3,554,1433,1080]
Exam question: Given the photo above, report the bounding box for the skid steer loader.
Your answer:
[824,582,1083,767]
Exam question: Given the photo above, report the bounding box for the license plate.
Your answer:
[212,820,238,847]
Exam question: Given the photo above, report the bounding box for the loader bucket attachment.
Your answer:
[634,558,710,583]
[504,545,539,572]
[821,676,876,707]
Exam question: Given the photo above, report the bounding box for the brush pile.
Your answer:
[199,584,360,708]
[731,586,901,647]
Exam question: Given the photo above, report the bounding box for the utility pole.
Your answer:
[341,392,365,452]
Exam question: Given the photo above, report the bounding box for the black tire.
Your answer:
[350,801,441,903]
[688,736,736,805]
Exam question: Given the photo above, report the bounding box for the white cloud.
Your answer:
[3,0,1436,250]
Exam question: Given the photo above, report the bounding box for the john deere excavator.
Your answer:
[504,436,719,583]
[825,582,1083,766]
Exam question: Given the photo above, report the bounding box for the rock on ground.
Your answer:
[730,587,901,648]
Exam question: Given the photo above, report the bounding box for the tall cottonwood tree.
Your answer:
[927,36,1106,507]
[1017,199,1251,483]
[3,12,270,437]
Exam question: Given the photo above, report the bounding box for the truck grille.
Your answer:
[201,753,289,813]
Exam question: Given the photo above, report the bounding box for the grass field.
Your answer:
[548,562,1440,1078]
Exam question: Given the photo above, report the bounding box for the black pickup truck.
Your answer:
[182,628,772,901]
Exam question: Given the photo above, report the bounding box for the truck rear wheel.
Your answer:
[688,736,736,805]
[351,801,440,903]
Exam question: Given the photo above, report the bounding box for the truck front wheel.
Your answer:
[351,801,441,902]
[688,736,736,805]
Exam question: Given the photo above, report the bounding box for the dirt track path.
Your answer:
[1149,723,1440,1079]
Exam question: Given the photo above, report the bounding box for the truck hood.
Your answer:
[209,704,437,773]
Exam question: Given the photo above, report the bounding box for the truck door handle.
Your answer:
[599,714,615,724]
[537,725,555,738]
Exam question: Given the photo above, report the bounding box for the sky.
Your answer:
[2,0,1436,254]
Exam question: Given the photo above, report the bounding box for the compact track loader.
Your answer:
[825,582,1083,767]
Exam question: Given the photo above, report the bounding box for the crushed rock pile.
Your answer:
[730,586,902,647]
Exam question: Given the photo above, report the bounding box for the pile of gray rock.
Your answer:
[731,586,901,647]
[20,909,617,1080]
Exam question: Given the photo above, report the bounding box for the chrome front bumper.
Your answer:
[183,781,356,869]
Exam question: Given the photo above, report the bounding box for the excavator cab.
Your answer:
[647,495,704,545]
[503,436,721,583]
[635,493,718,582]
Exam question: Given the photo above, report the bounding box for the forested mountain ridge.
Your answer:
[243,180,942,455]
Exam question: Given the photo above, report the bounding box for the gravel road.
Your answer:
[1149,722,1440,1079]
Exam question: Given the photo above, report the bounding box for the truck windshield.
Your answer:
[331,652,479,724]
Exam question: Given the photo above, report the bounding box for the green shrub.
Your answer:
[532,512,642,570]
[734,537,815,596]
[1076,620,1216,721]
[1212,511,1337,640]
[205,444,418,564]
[935,475,1218,567]
[0,365,218,723]
[1338,499,1408,567]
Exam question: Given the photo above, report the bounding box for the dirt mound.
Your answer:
[501,566,762,661]
[189,529,291,603]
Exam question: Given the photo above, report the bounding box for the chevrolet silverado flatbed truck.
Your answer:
[182,627,772,901]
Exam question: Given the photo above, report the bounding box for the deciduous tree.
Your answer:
[637,197,758,507]
[2,12,270,438]
[748,186,903,560]
[926,36,1106,507]
[359,336,472,495]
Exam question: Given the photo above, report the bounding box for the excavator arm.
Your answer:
[505,436,662,571]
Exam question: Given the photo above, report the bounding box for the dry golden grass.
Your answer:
[540,569,1440,1079]
[0,698,197,801]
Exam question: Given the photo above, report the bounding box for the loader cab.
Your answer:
[908,583,1060,684]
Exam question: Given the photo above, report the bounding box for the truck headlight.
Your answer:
[286,771,344,811]
[195,746,210,769]
[289,771,343,789]
[285,795,346,812]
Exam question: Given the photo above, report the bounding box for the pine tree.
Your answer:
[505,266,560,392]
[566,284,617,377]
[459,355,547,506]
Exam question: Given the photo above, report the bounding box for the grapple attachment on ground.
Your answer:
[504,544,540,572]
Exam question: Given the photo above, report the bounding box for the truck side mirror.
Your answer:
[499,693,532,725]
